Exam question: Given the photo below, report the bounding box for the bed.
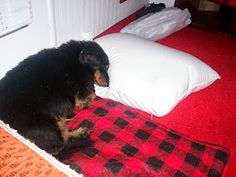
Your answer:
[1,9,235,177]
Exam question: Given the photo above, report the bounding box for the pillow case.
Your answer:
[94,33,220,117]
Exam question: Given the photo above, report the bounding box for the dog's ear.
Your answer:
[79,49,99,70]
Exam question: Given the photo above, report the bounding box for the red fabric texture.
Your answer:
[65,97,229,177]
[119,0,127,4]
[211,0,236,7]
[157,27,236,177]
[95,11,236,177]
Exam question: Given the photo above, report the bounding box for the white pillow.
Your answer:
[94,33,220,117]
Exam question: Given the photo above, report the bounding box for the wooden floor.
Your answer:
[175,0,236,38]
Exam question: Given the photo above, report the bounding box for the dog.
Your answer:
[0,40,109,160]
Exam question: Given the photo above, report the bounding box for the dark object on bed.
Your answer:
[136,3,166,19]
[0,40,109,159]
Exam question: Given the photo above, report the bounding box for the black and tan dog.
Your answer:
[0,40,109,160]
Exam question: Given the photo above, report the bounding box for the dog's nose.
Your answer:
[104,81,109,87]
[105,74,109,87]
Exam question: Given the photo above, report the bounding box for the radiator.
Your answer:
[50,0,148,46]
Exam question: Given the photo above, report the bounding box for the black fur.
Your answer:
[0,40,109,160]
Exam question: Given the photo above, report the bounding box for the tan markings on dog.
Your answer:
[56,117,90,143]
[75,97,84,109]
[56,117,70,143]
[95,70,105,86]
[75,91,96,109]
[51,146,64,155]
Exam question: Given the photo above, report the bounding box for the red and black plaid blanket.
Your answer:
[65,97,230,177]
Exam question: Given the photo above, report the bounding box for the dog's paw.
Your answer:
[49,145,64,155]
[77,127,91,138]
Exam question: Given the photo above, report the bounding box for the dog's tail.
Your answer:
[55,138,94,161]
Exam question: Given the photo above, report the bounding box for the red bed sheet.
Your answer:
[96,13,236,177]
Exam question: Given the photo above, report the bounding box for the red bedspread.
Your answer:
[96,11,236,176]
[65,97,229,177]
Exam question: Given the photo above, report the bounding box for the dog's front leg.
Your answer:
[57,117,91,144]
[75,91,96,110]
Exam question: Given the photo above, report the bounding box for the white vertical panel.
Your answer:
[52,0,148,46]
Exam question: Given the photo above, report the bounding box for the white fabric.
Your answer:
[121,7,191,41]
[95,33,220,117]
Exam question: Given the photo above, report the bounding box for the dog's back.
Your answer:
[0,40,109,158]
[0,43,95,130]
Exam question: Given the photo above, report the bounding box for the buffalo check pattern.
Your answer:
[65,97,230,177]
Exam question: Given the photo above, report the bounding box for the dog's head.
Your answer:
[79,41,109,87]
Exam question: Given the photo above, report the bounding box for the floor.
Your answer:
[175,0,236,38]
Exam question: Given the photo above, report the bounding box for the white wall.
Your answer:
[149,0,175,7]
[0,0,174,79]
[0,0,51,79]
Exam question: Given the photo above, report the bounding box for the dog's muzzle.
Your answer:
[94,70,109,87]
